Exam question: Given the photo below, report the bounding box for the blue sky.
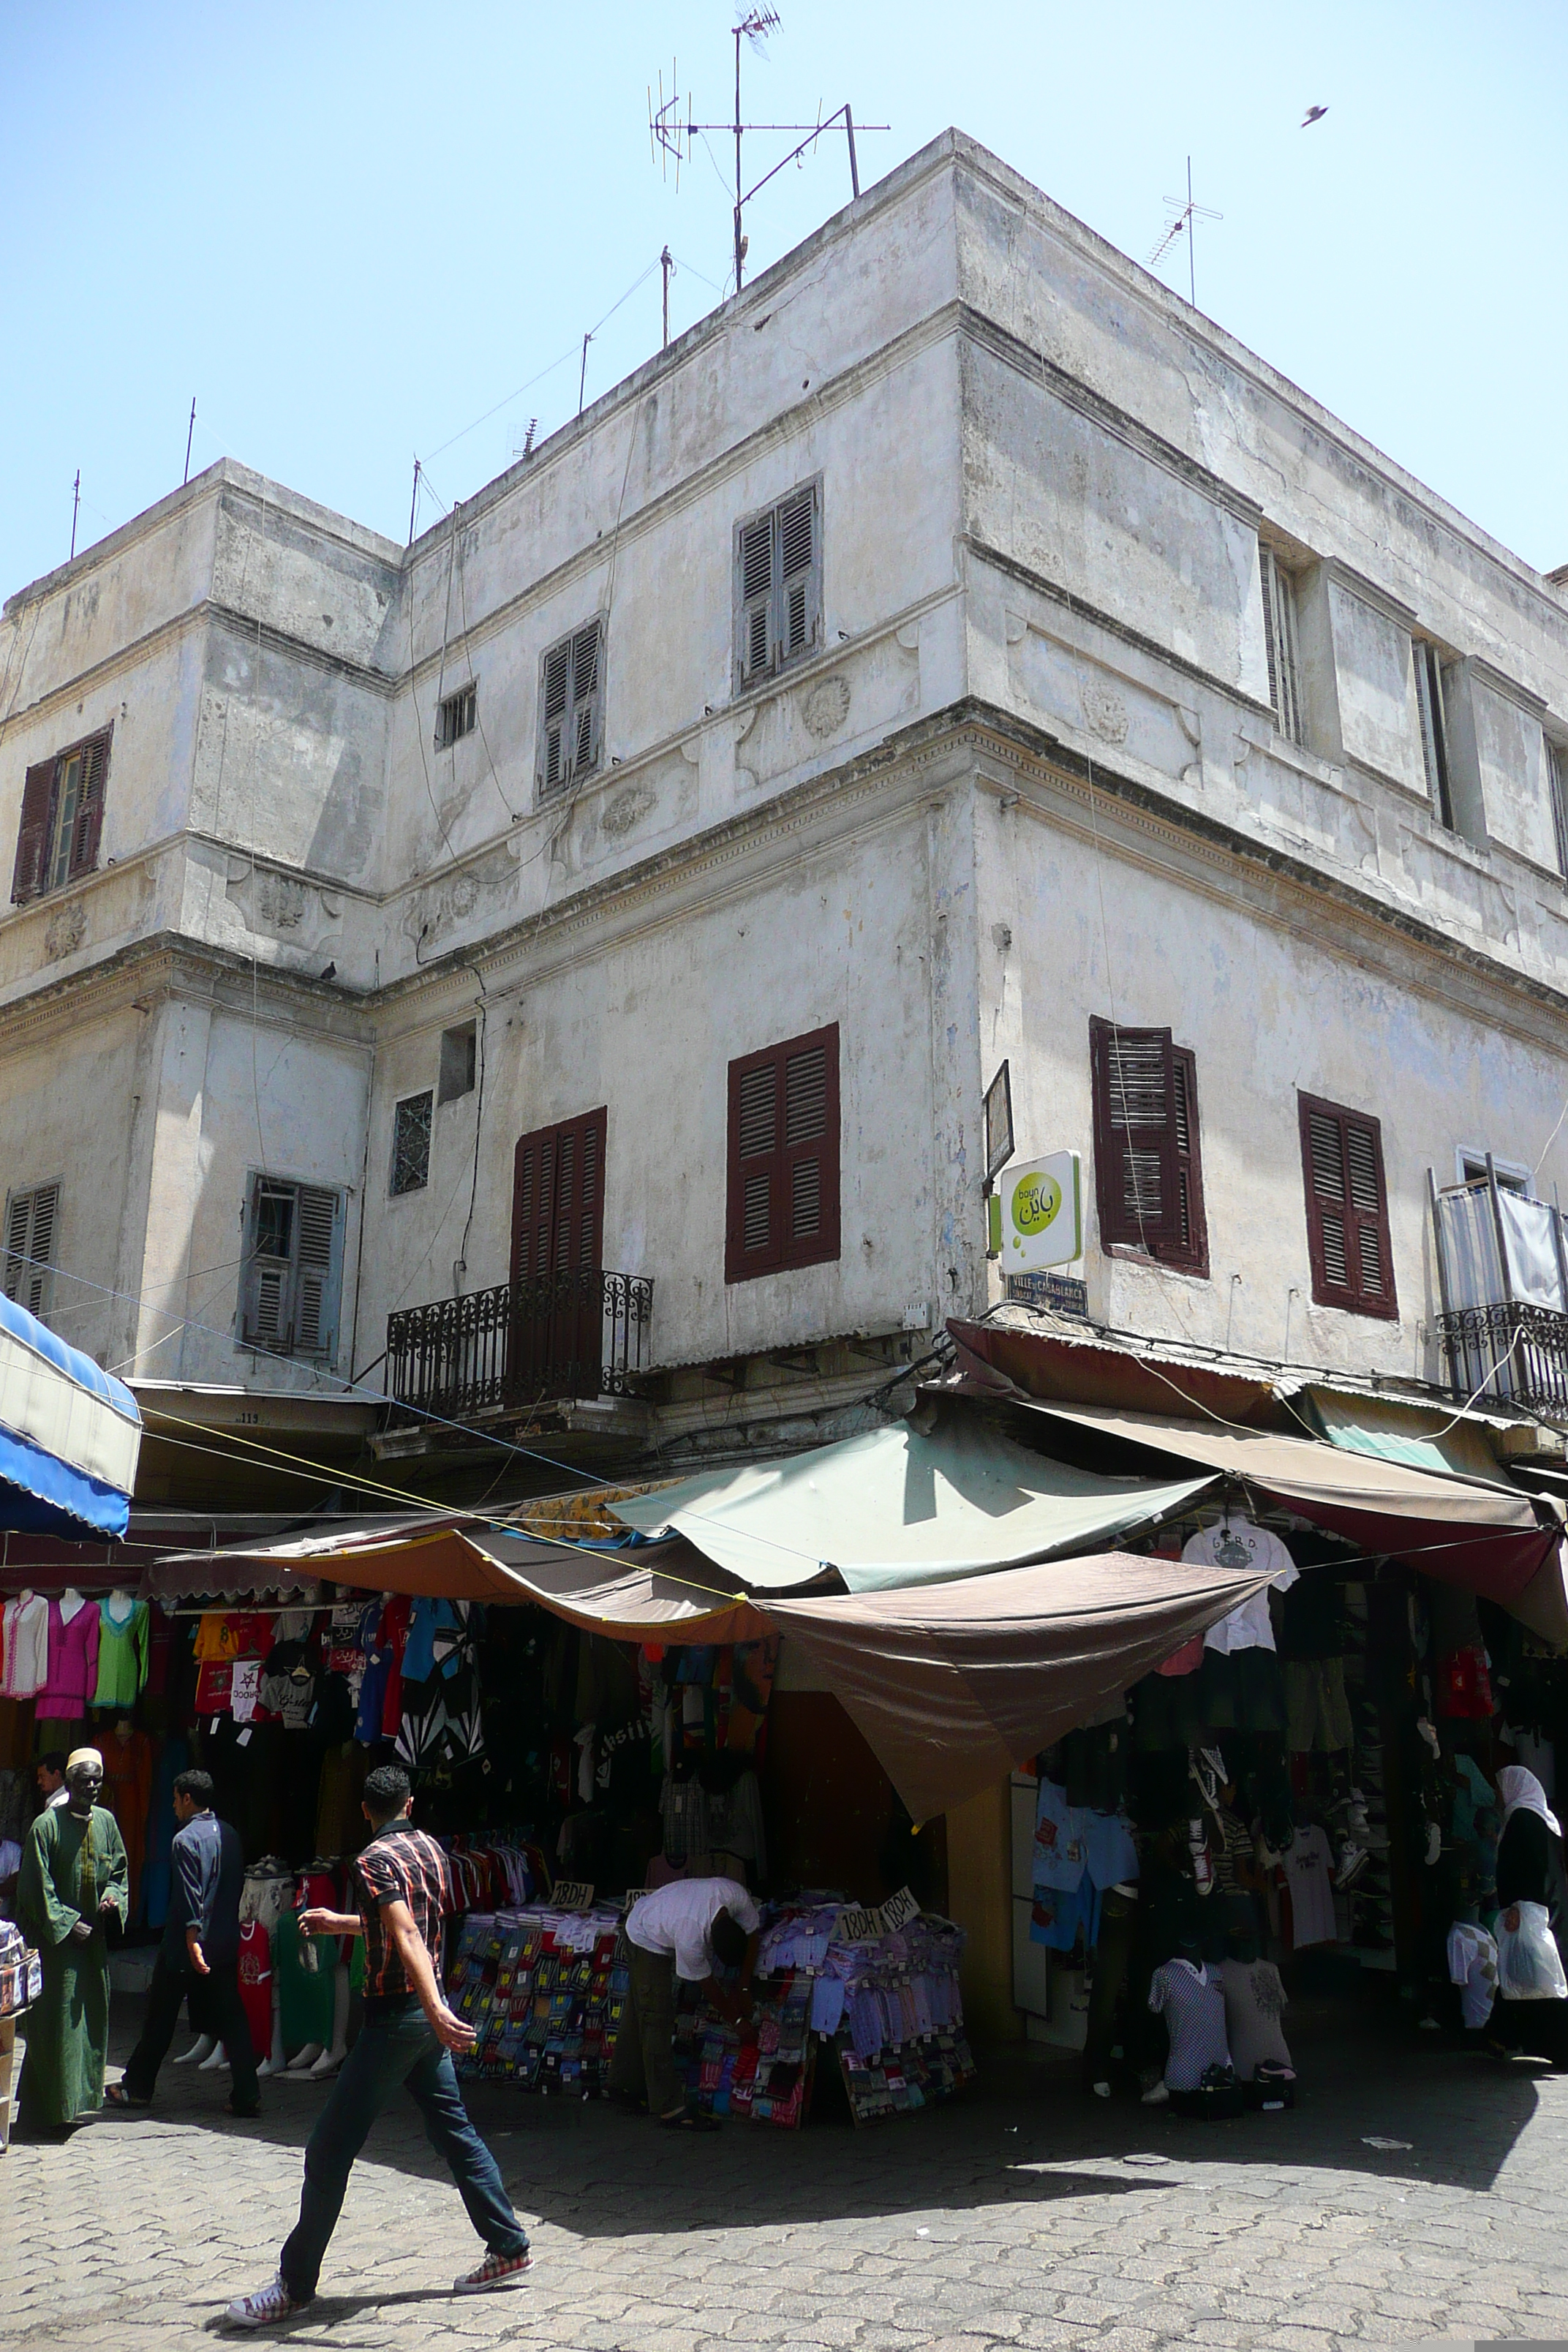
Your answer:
[2,1,1562,595]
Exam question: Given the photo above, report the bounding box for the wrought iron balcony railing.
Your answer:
[1438,1301,1568,1417]
[386,1268,653,1422]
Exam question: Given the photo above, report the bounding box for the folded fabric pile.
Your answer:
[447,1904,625,2094]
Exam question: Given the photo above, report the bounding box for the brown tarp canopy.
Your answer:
[148,1517,770,1643]
[954,1388,1568,1644]
[764,1548,1273,1824]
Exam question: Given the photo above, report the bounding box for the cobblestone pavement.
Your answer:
[6,1999,1568,2351]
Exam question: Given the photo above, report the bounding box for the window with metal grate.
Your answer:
[391,1093,432,1196]
[1298,1093,1396,1319]
[538,619,604,798]
[732,480,821,693]
[2,1183,59,1321]
[435,683,477,750]
[725,1023,840,1282]
[1088,1019,1207,1275]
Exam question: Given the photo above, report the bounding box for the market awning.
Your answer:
[609,1417,1218,1591]
[149,1515,771,1643]
[1294,1386,1515,1487]
[762,1548,1275,1823]
[0,1290,140,1541]
[970,1392,1564,1624]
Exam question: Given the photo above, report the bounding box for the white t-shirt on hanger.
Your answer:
[1183,1517,1299,1653]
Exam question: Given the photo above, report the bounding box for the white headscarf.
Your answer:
[1497,1765,1562,1839]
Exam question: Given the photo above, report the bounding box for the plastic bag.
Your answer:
[1494,1901,1568,2002]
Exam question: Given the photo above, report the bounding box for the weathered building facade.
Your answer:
[1,129,1567,1499]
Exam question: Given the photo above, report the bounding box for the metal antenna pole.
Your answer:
[734,22,745,292]
[70,470,80,561]
[661,244,673,347]
[1188,157,1196,306]
[845,102,859,197]
[408,459,421,546]
[184,397,196,486]
[579,331,592,415]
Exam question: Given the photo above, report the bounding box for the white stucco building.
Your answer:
[2,129,1567,1499]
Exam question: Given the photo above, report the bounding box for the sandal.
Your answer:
[658,2108,721,2132]
[103,2084,148,2111]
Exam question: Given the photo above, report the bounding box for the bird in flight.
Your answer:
[1301,105,1329,127]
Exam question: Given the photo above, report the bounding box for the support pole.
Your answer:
[407,459,421,547]
[184,397,196,486]
[845,103,859,198]
[70,470,80,561]
[660,245,672,348]
[734,23,745,291]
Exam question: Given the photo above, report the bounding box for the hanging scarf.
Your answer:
[1497,1765,1562,1839]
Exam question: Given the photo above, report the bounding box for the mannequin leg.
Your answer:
[284,2041,325,2073]
[256,1980,284,2078]
[173,2035,216,2065]
[199,2039,230,2072]
[309,1968,350,2075]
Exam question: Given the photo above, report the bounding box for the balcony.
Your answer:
[385,1268,653,1422]
[1431,1172,1568,1415]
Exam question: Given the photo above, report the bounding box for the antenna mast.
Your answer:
[651,12,886,293]
[1148,156,1222,309]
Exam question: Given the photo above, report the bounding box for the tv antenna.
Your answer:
[649,11,887,295]
[1148,157,1222,309]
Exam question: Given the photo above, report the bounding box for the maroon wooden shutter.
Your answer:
[725,1023,840,1284]
[1299,1094,1397,1319]
[11,758,58,905]
[509,1107,608,1395]
[1089,1019,1207,1274]
[67,730,110,881]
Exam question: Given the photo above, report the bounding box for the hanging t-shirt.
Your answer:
[237,1918,274,2055]
[1183,1519,1299,1653]
[1281,1825,1337,1949]
[1219,1956,1292,2078]
[1148,1959,1231,2092]
[1032,1779,1088,1893]
[2,1593,48,1697]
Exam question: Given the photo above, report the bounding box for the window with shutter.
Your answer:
[2,1183,60,1321]
[732,479,821,695]
[1549,742,1568,881]
[238,1175,344,1360]
[537,619,604,799]
[509,1109,607,1290]
[1088,1018,1208,1275]
[391,1093,432,1195]
[1297,1093,1397,1319]
[1413,641,1454,829]
[1259,549,1305,747]
[725,1022,840,1283]
[10,727,111,905]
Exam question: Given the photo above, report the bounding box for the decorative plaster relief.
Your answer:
[801,674,852,739]
[41,900,86,963]
[225,862,343,949]
[403,846,519,949]
[1009,617,1203,791]
[600,781,659,838]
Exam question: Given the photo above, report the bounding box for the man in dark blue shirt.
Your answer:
[106,1768,259,2117]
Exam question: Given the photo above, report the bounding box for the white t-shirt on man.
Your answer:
[625,1877,761,1982]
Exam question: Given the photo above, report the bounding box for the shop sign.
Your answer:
[987,1150,1081,1271]
[553,1880,595,1910]
[835,1884,919,1942]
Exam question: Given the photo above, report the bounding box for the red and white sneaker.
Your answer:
[454,2249,533,2294]
[223,2275,311,2329]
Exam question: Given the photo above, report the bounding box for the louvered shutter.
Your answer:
[67,731,109,881]
[293,1186,341,1358]
[508,1107,607,1395]
[12,759,58,905]
[540,640,571,791]
[738,513,774,683]
[725,1024,839,1283]
[3,1192,31,1303]
[777,488,818,663]
[241,1180,294,1354]
[3,1185,59,1319]
[1259,555,1302,747]
[1089,1020,1207,1273]
[571,620,601,778]
[1299,1095,1397,1319]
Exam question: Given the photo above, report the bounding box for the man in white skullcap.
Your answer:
[16,1746,128,2136]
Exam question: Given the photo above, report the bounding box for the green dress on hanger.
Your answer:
[16,1803,129,2129]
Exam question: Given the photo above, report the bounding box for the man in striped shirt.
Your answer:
[225,1765,531,2329]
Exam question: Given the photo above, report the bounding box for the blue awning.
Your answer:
[0,1291,141,1540]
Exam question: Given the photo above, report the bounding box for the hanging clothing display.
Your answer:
[396,1600,484,1770]
[1,1591,48,1698]
[1219,1956,1292,2079]
[99,1725,154,1920]
[1182,1519,1299,1654]
[35,1593,100,1721]
[1281,1824,1338,1949]
[92,1594,150,1711]
[1147,1959,1230,2092]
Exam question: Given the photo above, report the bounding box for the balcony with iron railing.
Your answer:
[1431,1161,1568,1417]
[385,1267,653,1422]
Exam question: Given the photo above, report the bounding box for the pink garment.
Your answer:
[1157,1633,1205,1678]
[36,1597,101,1720]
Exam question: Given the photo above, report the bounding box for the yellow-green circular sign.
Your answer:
[1011,1172,1061,1239]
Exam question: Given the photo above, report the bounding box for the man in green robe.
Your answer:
[17,1746,129,2136]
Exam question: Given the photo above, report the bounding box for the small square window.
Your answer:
[391,1093,433,1195]
[438,1022,478,1105]
[435,685,477,750]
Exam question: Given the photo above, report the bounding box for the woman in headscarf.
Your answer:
[1488,1765,1567,2063]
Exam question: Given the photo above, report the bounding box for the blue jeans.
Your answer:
[280,1998,527,2299]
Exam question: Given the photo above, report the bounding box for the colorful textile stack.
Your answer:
[673,1968,815,2127]
[446,1904,625,2095]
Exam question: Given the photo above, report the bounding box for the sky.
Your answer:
[2,0,1564,597]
